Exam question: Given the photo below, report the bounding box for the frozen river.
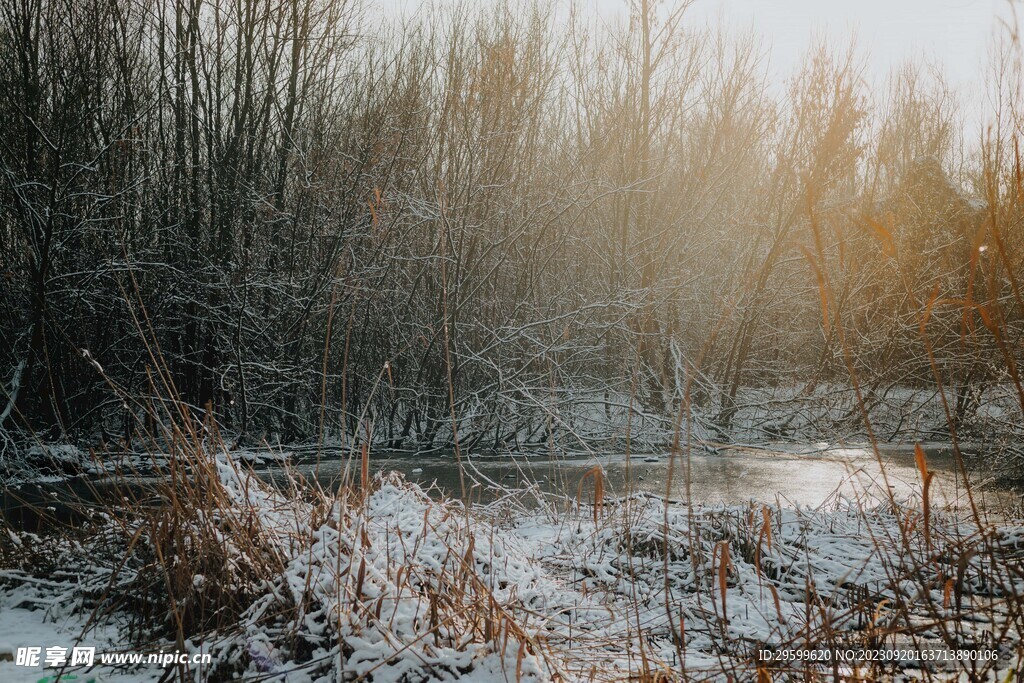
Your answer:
[4,442,1011,532]
[274,442,1008,510]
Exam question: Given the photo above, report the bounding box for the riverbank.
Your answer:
[5,381,1024,483]
[1,447,1022,682]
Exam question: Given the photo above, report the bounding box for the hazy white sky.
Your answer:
[678,0,1008,88]
[379,0,1018,125]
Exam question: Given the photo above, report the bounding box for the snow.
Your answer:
[0,584,160,682]
[1,458,1021,681]
[221,474,550,682]
[7,377,1024,489]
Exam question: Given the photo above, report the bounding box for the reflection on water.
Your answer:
[4,443,1010,533]
[274,443,1007,510]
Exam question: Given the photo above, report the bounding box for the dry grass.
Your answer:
[3,417,1024,681]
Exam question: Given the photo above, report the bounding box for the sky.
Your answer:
[670,0,1009,91]
[379,0,1020,127]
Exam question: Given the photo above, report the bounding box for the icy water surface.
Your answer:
[273,442,1009,509]
[4,442,1010,531]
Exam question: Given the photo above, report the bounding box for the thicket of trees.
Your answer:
[1,0,1022,453]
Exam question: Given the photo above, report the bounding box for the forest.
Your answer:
[2,0,1022,461]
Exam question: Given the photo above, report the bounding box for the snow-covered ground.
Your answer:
[0,590,162,682]
[1,456,1022,681]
